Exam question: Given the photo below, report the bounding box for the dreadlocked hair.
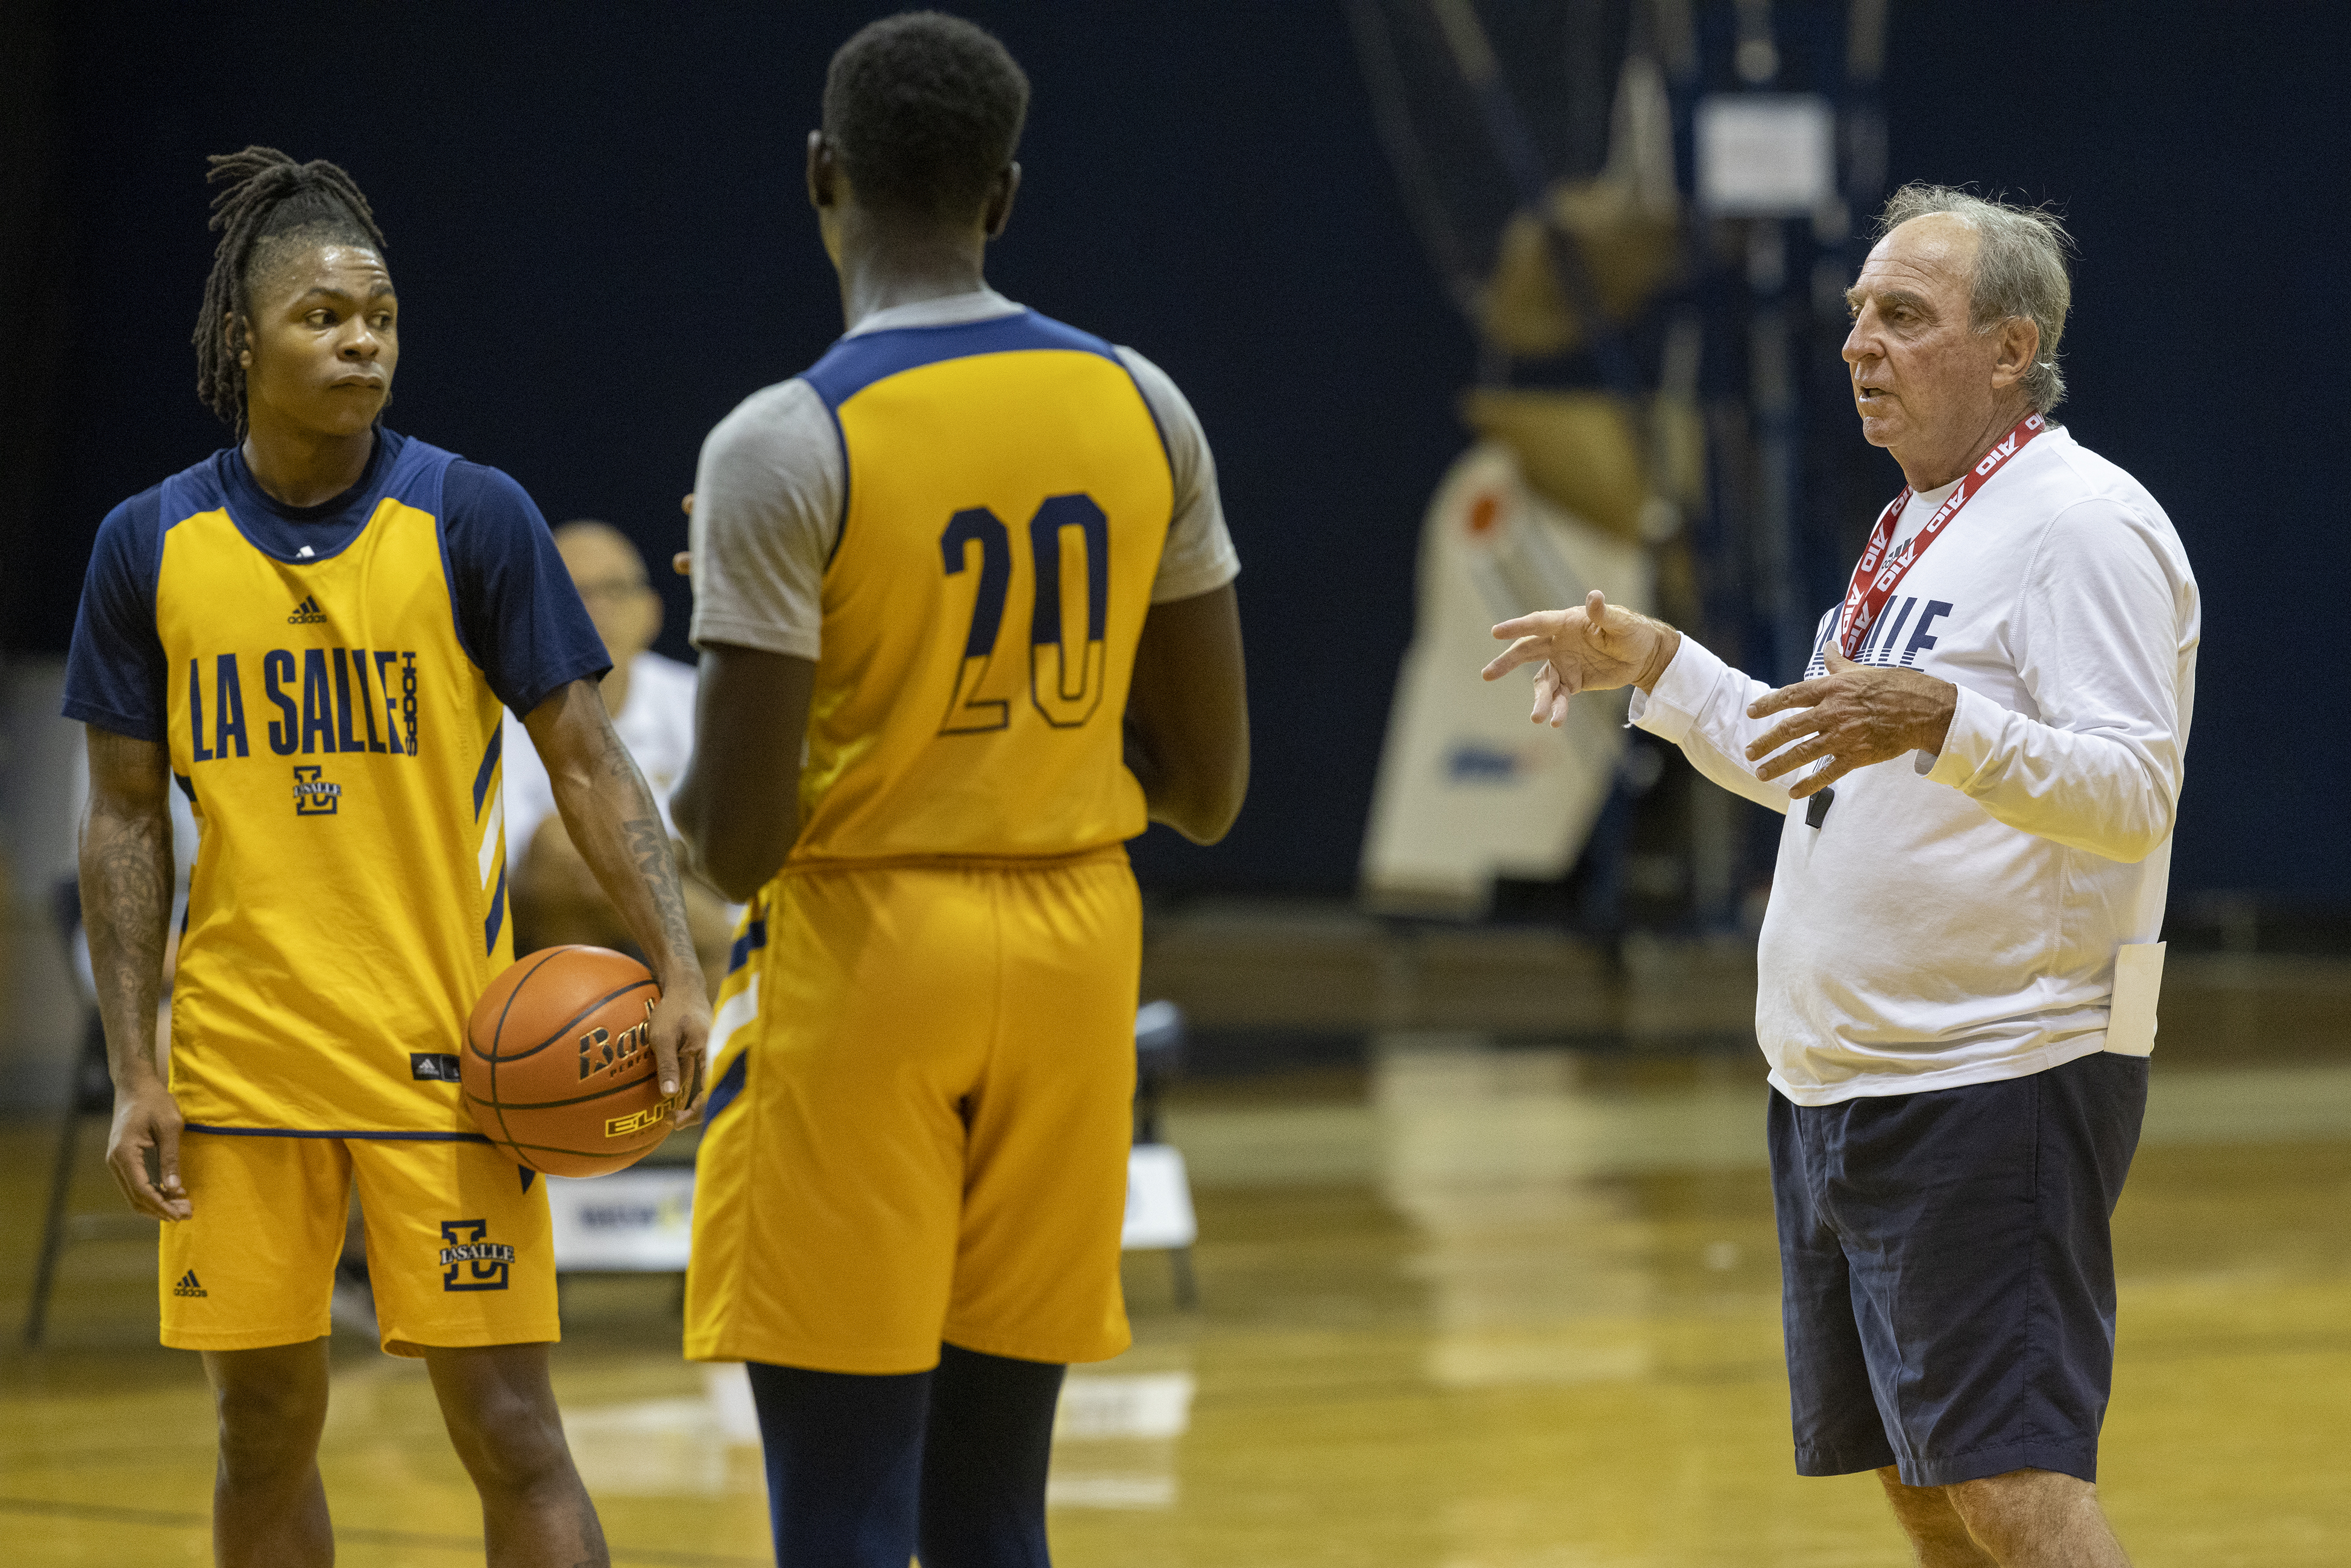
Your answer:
[193,146,389,436]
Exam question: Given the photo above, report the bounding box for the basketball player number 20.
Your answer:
[938,493,1109,734]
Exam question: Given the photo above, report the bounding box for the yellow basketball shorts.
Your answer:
[685,851,1141,1374]
[160,1129,558,1358]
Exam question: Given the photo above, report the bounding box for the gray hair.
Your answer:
[1877,184,2074,413]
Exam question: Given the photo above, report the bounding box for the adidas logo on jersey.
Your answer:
[287,595,326,625]
[172,1269,208,1298]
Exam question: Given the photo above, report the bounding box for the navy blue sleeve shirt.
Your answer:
[439,457,613,715]
[66,483,173,741]
[63,432,609,741]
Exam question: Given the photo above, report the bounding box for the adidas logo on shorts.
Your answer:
[172,1269,208,1298]
[287,594,327,625]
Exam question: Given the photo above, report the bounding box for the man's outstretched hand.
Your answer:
[1483,590,1682,728]
[1744,646,1958,799]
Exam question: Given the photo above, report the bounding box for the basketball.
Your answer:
[463,945,694,1177]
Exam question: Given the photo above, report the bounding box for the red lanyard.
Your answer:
[1837,411,2048,657]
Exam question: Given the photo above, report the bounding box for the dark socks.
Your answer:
[744,1344,1067,1567]
[746,1359,929,1565]
[919,1343,1067,1568]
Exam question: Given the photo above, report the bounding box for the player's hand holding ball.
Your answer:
[464,945,710,1176]
[1482,589,1682,726]
[645,968,713,1131]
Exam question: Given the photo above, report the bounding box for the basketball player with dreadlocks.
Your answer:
[671,13,1247,1565]
[65,146,711,1567]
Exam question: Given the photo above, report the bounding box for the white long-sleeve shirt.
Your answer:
[1631,424,2199,1104]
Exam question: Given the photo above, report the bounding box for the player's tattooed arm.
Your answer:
[523,679,711,1123]
[619,808,697,971]
[80,726,193,1221]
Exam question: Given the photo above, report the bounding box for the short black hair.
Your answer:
[822,11,1030,222]
[194,146,388,436]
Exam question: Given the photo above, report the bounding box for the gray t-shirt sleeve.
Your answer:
[1116,346,1242,604]
[687,379,841,661]
[688,349,1237,660]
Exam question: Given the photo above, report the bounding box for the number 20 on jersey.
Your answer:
[939,492,1109,736]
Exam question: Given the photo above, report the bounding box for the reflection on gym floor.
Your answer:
[7,1030,2350,1566]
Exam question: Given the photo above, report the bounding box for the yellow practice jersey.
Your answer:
[790,311,1176,863]
[63,432,609,1135]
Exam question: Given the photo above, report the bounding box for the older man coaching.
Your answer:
[1485,186,2197,1567]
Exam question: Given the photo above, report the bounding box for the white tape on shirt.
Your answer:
[2105,941,2167,1056]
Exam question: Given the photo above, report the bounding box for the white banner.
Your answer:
[549,1142,1195,1272]
[1361,442,1652,915]
[1122,1142,1197,1251]
[546,1167,695,1272]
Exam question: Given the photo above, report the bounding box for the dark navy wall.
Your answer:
[8,2,2344,899]
[1881,8,2350,901]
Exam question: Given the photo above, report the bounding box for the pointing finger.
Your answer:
[1490,609,1567,643]
[1482,635,1550,682]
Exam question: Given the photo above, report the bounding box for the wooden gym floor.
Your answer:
[4,948,2349,1565]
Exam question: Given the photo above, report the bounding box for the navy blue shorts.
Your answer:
[1769,1050,2148,1487]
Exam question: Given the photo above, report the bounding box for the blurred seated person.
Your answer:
[506,520,735,997]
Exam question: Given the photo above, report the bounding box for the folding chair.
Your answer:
[1127,999,1198,1308]
[23,877,152,1347]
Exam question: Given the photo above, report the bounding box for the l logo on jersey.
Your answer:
[172,1269,208,1297]
[438,1219,515,1291]
[287,595,327,625]
[292,765,342,816]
